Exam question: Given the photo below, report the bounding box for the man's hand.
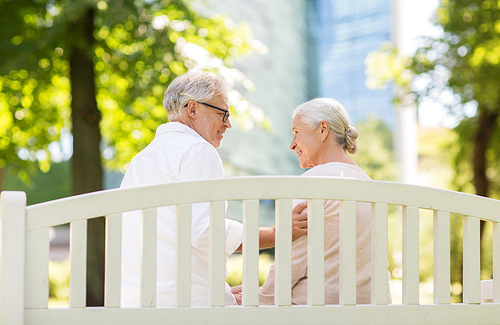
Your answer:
[236,200,309,252]
[231,285,242,305]
[291,200,308,241]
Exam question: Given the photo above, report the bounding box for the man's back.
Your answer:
[120,122,243,307]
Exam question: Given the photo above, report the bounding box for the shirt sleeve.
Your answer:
[259,236,308,304]
[225,219,243,255]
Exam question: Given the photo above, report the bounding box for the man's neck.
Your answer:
[171,116,195,130]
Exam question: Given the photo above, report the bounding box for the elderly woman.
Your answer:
[258,97,386,305]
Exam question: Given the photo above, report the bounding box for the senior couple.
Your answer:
[120,71,387,307]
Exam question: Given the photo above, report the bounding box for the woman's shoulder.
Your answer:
[302,162,371,180]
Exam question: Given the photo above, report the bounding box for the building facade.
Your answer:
[313,0,394,126]
[203,0,396,177]
[200,0,401,223]
[201,0,313,177]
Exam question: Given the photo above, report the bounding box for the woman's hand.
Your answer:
[231,285,242,305]
[291,201,308,241]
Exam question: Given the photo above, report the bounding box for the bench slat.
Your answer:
[242,199,259,306]
[22,304,500,325]
[402,206,419,305]
[105,213,122,308]
[176,204,191,307]
[493,221,500,303]
[308,199,325,306]
[1,191,27,325]
[25,178,500,232]
[463,216,480,304]
[275,199,292,306]
[69,220,87,308]
[209,201,226,307]
[26,228,49,309]
[141,208,157,308]
[433,210,450,304]
[339,200,356,305]
[371,203,388,305]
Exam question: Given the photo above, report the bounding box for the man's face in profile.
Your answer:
[192,93,231,149]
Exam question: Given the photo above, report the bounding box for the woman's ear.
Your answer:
[320,120,330,141]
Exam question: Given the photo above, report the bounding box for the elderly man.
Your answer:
[120,71,307,307]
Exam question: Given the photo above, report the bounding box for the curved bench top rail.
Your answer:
[25,176,500,232]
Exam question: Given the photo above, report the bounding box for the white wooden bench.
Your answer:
[1,176,499,325]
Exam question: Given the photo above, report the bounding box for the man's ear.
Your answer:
[320,120,330,141]
[186,101,197,120]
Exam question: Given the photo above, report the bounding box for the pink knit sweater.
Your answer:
[259,162,390,305]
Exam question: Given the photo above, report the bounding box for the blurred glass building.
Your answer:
[199,0,313,178]
[312,0,394,126]
[199,0,413,223]
[202,0,396,176]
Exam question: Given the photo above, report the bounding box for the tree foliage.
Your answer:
[366,0,500,201]
[366,0,500,299]
[355,116,395,182]
[0,0,269,178]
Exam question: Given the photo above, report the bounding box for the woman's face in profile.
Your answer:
[290,115,323,169]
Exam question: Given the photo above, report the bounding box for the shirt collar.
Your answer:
[155,122,206,141]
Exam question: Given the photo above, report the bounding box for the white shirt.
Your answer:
[120,122,243,307]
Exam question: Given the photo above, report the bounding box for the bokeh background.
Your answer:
[1,0,498,307]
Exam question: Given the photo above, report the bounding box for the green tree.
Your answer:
[355,116,395,182]
[366,0,500,201]
[0,0,268,305]
[366,0,500,300]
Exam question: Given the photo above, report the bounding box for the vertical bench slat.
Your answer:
[209,201,226,307]
[463,216,480,304]
[1,191,26,325]
[371,202,389,305]
[104,213,122,308]
[275,199,292,306]
[141,208,157,308]
[242,199,260,306]
[25,228,49,309]
[70,220,87,308]
[402,206,419,305]
[308,199,325,306]
[493,221,500,303]
[433,210,450,304]
[176,204,192,307]
[339,200,356,305]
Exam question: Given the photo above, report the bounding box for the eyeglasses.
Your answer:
[185,101,230,123]
[197,102,230,123]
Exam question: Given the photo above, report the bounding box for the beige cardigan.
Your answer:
[259,162,384,305]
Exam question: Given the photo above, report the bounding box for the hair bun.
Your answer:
[344,126,358,154]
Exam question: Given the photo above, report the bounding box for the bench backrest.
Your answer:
[1,176,499,325]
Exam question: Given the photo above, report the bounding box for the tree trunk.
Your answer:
[69,7,105,307]
[472,109,497,198]
[472,108,498,279]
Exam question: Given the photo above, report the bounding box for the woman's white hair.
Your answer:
[163,71,231,119]
[292,98,358,154]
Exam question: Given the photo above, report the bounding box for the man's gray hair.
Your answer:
[292,98,359,154]
[163,71,231,119]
